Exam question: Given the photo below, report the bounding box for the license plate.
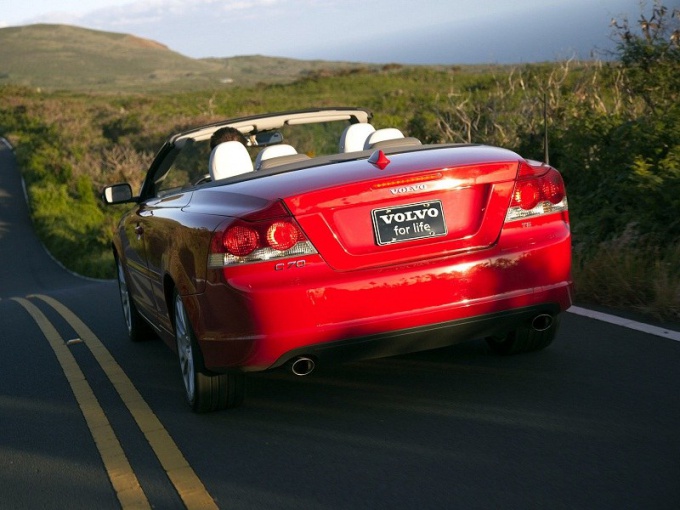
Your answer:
[371,201,447,246]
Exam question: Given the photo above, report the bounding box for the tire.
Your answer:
[117,257,153,342]
[173,292,245,413]
[486,314,561,355]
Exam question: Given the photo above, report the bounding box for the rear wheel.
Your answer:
[174,292,245,413]
[486,314,560,355]
[117,257,153,342]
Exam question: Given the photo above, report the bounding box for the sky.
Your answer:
[0,0,650,64]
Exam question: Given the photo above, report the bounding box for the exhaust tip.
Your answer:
[532,314,554,332]
[290,356,316,376]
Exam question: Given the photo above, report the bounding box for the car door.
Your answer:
[142,191,192,335]
[120,202,156,325]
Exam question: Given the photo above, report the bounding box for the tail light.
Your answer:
[505,163,568,222]
[209,200,317,267]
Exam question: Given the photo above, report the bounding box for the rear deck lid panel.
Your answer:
[280,147,522,271]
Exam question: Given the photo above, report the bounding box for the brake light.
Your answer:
[506,164,568,222]
[512,180,541,210]
[541,171,565,204]
[209,200,317,267]
[266,221,300,251]
[224,225,259,256]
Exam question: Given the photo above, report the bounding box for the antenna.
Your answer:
[543,91,550,165]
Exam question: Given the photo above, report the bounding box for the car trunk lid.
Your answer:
[283,146,521,271]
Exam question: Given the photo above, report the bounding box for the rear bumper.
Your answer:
[187,217,572,372]
[267,303,562,369]
[195,283,571,373]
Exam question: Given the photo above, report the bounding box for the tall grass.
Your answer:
[573,225,680,322]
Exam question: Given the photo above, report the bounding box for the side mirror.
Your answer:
[102,183,135,205]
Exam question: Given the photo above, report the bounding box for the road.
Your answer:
[1,142,679,509]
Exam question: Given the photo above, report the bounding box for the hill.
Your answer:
[0,24,384,92]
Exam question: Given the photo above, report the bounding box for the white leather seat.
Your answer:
[364,128,404,149]
[254,144,298,170]
[208,141,253,181]
[339,123,375,152]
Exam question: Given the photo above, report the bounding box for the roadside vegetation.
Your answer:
[0,3,678,322]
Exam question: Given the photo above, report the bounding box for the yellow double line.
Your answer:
[13,295,218,510]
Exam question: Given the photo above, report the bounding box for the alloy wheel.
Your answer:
[175,295,196,404]
[117,260,132,335]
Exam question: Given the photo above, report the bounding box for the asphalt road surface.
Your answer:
[1,142,679,509]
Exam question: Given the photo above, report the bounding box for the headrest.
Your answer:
[254,144,298,170]
[339,123,375,152]
[364,128,404,150]
[209,141,253,181]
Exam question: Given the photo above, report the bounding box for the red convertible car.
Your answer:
[103,107,572,412]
